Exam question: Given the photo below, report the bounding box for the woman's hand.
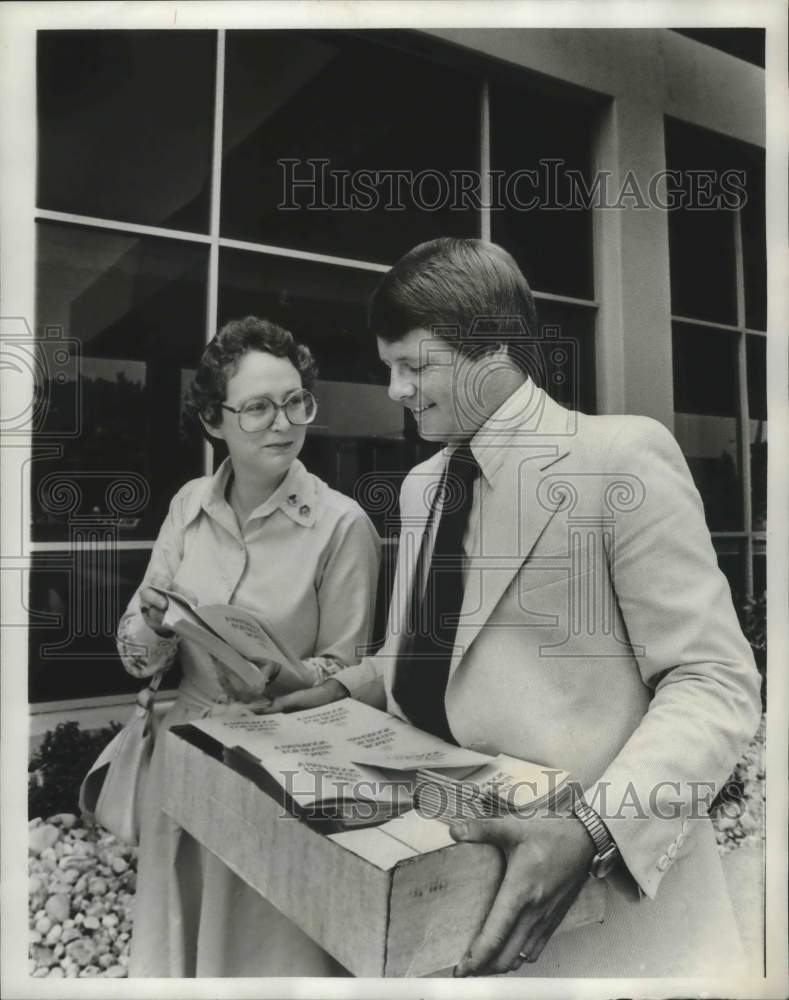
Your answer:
[216,657,281,710]
[449,810,595,976]
[263,677,348,714]
[139,586,174,637]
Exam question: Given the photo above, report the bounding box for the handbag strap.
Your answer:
[135,669,165,714]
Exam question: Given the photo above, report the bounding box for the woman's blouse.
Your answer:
[117,457,380,702]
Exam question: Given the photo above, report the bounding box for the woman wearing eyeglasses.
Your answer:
[116,316,380,977]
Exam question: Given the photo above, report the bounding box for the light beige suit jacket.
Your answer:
[335,382,761,976]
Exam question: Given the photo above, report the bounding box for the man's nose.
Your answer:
[388,368,416,403]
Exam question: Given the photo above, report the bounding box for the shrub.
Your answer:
[737,591,767,707]
[28,721,122,820]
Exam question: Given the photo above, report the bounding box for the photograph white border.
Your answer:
[2,2,786,998]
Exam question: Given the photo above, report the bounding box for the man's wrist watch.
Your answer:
[572,798,619,879]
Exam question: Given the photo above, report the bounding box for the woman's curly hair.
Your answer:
[185,316,318,434]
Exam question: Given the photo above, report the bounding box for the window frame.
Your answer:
[31,27,601,560]
[671,205,767,600]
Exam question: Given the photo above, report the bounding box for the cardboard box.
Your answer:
[163,727,607,977]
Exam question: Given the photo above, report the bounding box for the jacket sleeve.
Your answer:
[331,476,422,708]
[115,482,201,679]
[583,417,761,898]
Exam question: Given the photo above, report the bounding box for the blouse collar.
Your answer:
[197,457,318,530]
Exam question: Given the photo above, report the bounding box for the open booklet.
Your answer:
[150,586,315,693]
[174,699,573,831]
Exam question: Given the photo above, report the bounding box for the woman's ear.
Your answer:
[199,412,225,441]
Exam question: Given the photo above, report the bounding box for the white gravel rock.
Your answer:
[45,923,62,945]
[45,894,70,923]
[51,813,78,830]
[29,825,59,855]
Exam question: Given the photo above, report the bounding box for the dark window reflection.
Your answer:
[534,300,596,413]
[490,81,595,299]
[746,334,766,421]
[713,537,745,604]
[741,147,766,331]
[221,30,479,261]
[37,31,215,232]
[747,334,767,531]
[753,550,765,598]
[666,118,765,327]
[673,323,738,417]
[665,119,737,324]
[218,247,440,531]
[673,323,741,530]
[218,248,386,384]
[34,222,207,541]
[28,549,182,703]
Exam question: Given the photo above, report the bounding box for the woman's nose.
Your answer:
[388,368,416,403]
[270,406,291,431]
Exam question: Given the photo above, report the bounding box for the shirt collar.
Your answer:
[198,456,317,529]
[444,378,545,485]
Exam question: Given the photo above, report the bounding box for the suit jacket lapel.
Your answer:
[449,389,573,676]
[389,460,446,659]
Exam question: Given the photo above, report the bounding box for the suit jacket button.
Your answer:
[657,856,670,871]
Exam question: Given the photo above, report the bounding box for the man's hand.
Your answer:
[449,810,594,976]
[263,678,348,714]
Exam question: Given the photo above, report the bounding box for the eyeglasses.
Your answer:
[220,389,317,433]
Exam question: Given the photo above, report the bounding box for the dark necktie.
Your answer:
[393,443,481,743]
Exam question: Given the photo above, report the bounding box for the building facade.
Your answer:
[20,26,766,727]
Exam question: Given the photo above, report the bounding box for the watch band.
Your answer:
[572,797,619,878]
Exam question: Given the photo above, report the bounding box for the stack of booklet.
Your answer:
[414,762,574,823]
[175,698,573,832]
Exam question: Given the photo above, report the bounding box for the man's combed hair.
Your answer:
[369,238,539,373]
[185,316,317,432]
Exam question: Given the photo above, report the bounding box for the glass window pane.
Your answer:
[713,537,745,605]
[673,322,738,417]
[218,248,385,384]
[221,31,479,262]
[742,148,766,331]
[753,543,766,598]
[746,334,766,421]
[747,334,767,531]
[38,31,215,232]
[28,549,182,703]
[673,323,741,530]
[750,420,767,532]
[533,300,596,414]
[490,82,594,299]
[665,119,738,325]
[218,247,442,532]
[34,222,207,541]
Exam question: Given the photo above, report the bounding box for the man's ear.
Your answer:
[199,412,224,441]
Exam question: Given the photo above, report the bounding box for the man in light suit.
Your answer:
[269,238,761,977]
